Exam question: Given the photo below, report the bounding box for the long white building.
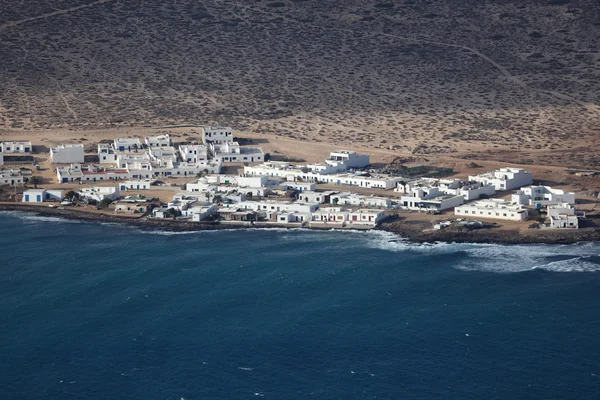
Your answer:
[22,189,64,203]
[455,199,529,221]
[0,141,32,153]
[50,144,85,163]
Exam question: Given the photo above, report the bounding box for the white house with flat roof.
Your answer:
[469,168,533,191]
[348,209,386,226]
[327,150,370,169]
[179,144,208,163]
[399,184,464,211]
[98,143,118,164]
[305,150,370,174]
[145,134,171,148]
[512,185,575,208]
[50,144,85,163]
[238,175,268,188]
[547,203,579,229]
[120,180,152,191]
[238,200,319,214]
[191,204,219,221]
[211,142,264,163]
[280,182,316,192]
[113,138,143,153]
[0,141,32,153]
[455,199,529,221]
[202,126,233,144]
[148,146,178,166]
[22,189,63,203]
[297,190,337,204]
[275,211,312,224]
[396,178,495,201]
[330,192,392,208]
[311,207,349,224]
[78,186,120,202]
[0,170,24,185]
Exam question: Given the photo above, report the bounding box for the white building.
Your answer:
[280,182,316,192]
[455,199,529,221]
[297,190,336,204]
[120,180,152,191]
[0,141,32,154]
[274,212,311,224]
[452,182,496,201]
[238,200,319,214]
[211,142,264,163]
[98,143,118,164]
[116,153,152,169]
[191,204,219,221]
[78,186,120,202]
[114,202,150,214]
[145,133,171,148]
[148,146,178,166]
[113,138,143,153]
[22,189,63,203]
[50,144,85,163]
[399,184,464,211]
[547,203,579,229]
[469,168,533,191]
[0,152,3,165]
[202,126,233,144]
[311,207,349,224]
[348,209,386,226]
[327,150,370,170]
[318,173,403,190]
[179,144,208,163]
[331,192,392,208]
[512,185,575,208]
[0,170,24,185]
[238,175,268,188]
[395,178,495,201]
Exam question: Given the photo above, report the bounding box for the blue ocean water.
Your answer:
[0,212,599,399]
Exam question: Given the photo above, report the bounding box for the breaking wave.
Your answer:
[364,230,600,273]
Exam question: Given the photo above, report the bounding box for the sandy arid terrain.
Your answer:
[0,0,599,167]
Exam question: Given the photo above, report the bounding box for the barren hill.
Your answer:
[0,0,599,166]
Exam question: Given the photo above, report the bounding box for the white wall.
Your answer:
[455,204,528,221]
[50,145,85,163]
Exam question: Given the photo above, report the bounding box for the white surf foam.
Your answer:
[455,244,600,273]
[20,215,81,223]
[532,256,600,273]
[362,230,600,273]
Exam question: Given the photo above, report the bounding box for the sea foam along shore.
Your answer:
[1,203,600,245]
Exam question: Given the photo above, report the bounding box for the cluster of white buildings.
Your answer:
[147,169,390,227]
[51,126,265,183]
[394,177,496,211]
[5,130,585,232]
[244,150,406,190]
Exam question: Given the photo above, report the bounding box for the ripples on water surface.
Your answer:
[1,212,599,399]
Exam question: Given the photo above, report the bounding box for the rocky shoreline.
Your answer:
[1,203,599,245]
